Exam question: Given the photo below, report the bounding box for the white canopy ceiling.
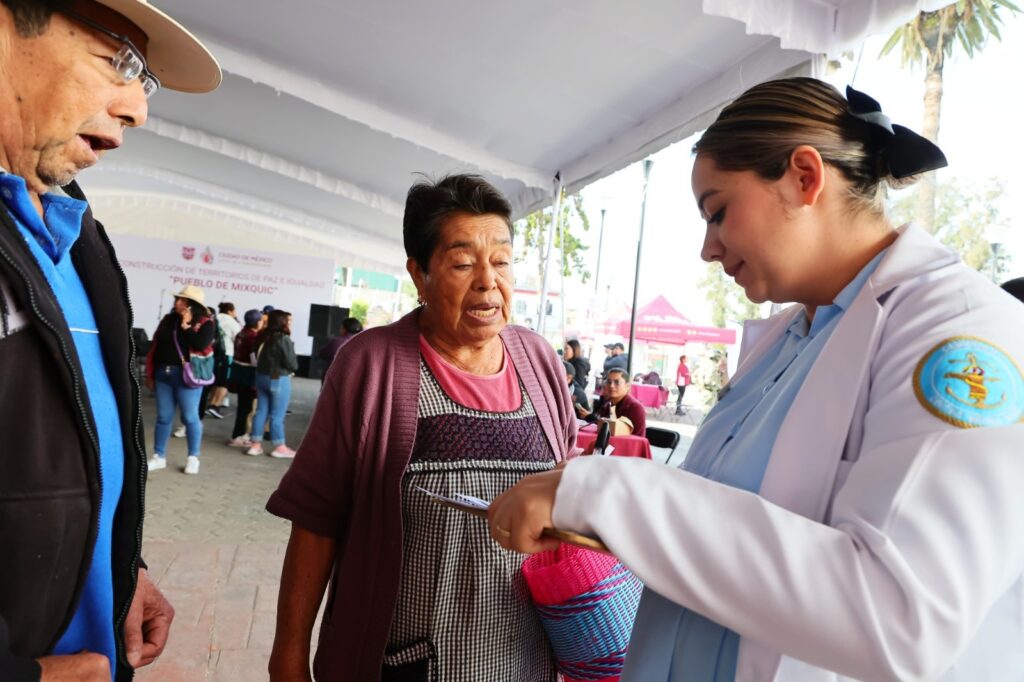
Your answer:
[81,0,940,274]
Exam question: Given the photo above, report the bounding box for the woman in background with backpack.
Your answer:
[247,309,299,458]
[146,285,215,475]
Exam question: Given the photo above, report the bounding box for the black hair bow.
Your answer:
[846,85,948,179]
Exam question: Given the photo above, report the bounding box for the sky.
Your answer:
[569,12,1024,330]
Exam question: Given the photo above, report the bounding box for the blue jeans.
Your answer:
[153,364,203,456]
[251,373,291,446]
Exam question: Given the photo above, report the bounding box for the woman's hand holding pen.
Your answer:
[489,464,566,555]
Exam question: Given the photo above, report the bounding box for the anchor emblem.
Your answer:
[943,352,1005,410]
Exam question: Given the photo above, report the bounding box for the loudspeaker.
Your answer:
[308,304,349,338]
[308,336,334,380]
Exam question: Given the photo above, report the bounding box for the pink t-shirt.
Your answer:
[419,335,522,412]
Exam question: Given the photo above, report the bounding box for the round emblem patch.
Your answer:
[914,336,1024,429]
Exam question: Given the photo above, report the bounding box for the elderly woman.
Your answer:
[489,79,1024,680]
[267,174,575,680]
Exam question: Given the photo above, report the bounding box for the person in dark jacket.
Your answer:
[0,0,220,678]
[226,309,263,448]
[564,360,590,411]
[317,316,363,365]
[317,316,363,387]
[563,338,590,392]
[145,286,215,475]
[246,309,299,458]
[602,342,629,375]
[1003,277,1024,303]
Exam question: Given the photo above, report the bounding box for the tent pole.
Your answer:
[594,208,606,294]
[558,198,567,340]
[627,159,653,377]
[537,173,562,336]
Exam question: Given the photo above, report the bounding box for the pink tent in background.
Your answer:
[597,295,736,345]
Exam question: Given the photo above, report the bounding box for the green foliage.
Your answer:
[694,264,759,410]
[515,192,592,282]
[694,345,730,409]
[889,177,1011,277]
[881,0,1019,70]
[697,263,761,329]
[349,300,369,324]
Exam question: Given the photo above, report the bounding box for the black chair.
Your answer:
[645,426,681,464]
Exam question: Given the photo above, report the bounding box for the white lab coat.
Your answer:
[553,225,1024,681]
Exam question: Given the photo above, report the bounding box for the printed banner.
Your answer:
[111,234,336,354]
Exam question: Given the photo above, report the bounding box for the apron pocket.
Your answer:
[381,639,437,682]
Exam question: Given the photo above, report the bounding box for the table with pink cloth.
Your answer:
[593,383,669,408]
[629,383,669,408]
[575,423,652,459]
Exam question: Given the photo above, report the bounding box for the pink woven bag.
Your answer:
[522,545,643,682]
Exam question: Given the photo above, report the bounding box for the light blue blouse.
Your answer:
[623,248,888,681]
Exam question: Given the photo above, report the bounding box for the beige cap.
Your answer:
[95,0,221,93]
[173,284,206,306]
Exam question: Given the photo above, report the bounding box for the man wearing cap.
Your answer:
[0,0,219,679]
[602,342,629,376]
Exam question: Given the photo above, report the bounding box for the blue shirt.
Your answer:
[627,248,888,681]
[0,173,125,671]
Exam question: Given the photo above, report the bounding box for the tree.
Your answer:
[881,0,1019,233]
[349,300,369,325]
[515,192,592,285]
[698,262,760,329]
[695,263,761,408]
[889,177,1011,279]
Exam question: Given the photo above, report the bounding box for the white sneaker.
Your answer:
[184,456,200,475]
[173,425,187,438]
[147,455,166,471]
[226,435,252,448]
[222,397,231,408]
[270,445,296,459]
[245,443,264,456]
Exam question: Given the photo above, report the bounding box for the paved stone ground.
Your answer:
[131,378,699,681]
[135,378,322,682]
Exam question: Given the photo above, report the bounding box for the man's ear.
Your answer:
[785,145,826,207]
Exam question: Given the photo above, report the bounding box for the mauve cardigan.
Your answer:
[266,309,578,680]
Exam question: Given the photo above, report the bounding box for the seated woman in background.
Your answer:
[576,368,647,437]
[266,174,575,681]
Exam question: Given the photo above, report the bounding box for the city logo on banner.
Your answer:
[182,246,195,260]
[202,246,215,265]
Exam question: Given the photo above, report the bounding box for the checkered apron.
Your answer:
[383,360,559,682]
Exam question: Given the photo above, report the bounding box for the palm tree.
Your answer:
[881,0,1019,233]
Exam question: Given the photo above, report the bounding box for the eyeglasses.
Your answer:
[603,379,626,386]
[60,7,160,98]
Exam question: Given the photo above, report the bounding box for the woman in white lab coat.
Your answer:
[488,78,1024,681]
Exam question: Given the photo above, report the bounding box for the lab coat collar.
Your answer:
[869,223,958,296]
[733,224,955,388]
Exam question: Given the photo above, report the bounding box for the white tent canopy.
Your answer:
[81,0,941,274]
[707,0,951,54]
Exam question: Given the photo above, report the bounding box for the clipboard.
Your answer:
[416,487,610,554]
